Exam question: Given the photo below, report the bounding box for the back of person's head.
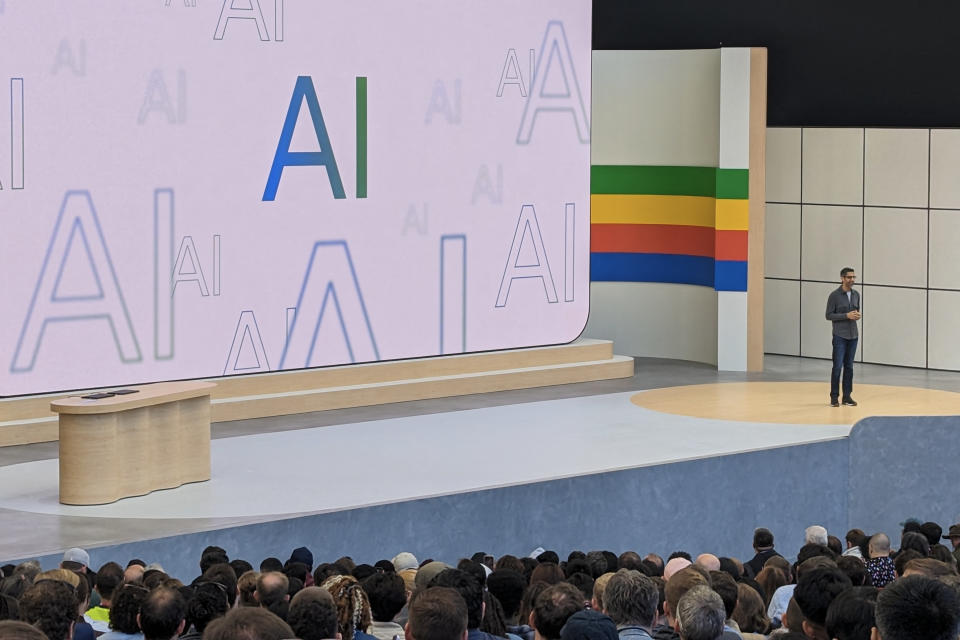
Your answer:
[920,522,944,547]
[797,543,837,567]
[708,571,737,619]
[203,606,296,640]
[753,528,774,549]
[559,609,617,640]
[238,570,261,607]
[256,571,289,607]
[717,557,740,582]
[530,563,564,586]
[665,567,709,621]
[363,571,408,623]
[0,620,47,640]
[200,547,230,574]
[584,551,611,579]
[755,566,787,608]
[603,569,657,628]
[0,594,19,622]
[836,556,869,586]
[518,582,549,632]
[314,563,346,587]
[455,560,486,589]
[109,583,149,633]
[406,587,468,640]
[486,570,526,620]
[617,552,644,572]
[793,566,852,633]
[186,580,230,633]
[230,559,254,578]
[18,580,76,640]
[139,585,186,640]
[903,558,958,579]
[95,562,124,601]
[202,563,238,608]
[495,555,525,574]
[675,585,725,640]
[537,551,560,565]
[868,533,891,556]
[260,557,283,573]
[931,544,957,566]
[429,569,483,629]
[531,583,585,640]
[846,529,866,546]
[875,575,960,640]
[565,572,594,602]
[824,586,877,640]
[731,583,768,634]
[288,586,339,640]
[783,597,804,633]
[900,531,931,556]
[827,536,844,556]
[894,549,923,576]
[13,562,41,584]
[590,573,615,613]
[284,561,310,585]
[34,570,78,589]
[321,573,372,637]
[764,555,792,580]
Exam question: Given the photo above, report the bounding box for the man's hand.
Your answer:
[846,310,861,320]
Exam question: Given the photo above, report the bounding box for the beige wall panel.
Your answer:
[859,285,926,367]
[766,127,801,202]
[864,128,929,208]
[800,205,863,282]
[929,210,960,290]
[863,207,928,288]
[765,204,801,279]
[764,279,800,356]
[930,129,960,209]
[802,128,864,205]
[928,290,960,370]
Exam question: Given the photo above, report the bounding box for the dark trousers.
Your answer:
[830,335,858,400]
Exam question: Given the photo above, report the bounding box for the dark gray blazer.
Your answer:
[825,286,860,339]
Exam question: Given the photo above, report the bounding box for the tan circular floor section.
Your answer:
[630,382,960,425]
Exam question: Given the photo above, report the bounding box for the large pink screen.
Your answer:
[0,1,591,396]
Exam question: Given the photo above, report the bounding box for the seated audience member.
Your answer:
[86,562,124,633]
[603,569,658,640]
[256,571,290,621]
[516,583,549,640]
[487,571,526,635]
[717,559,740,583]
[731,583,769,639]
[792,566,852,640]
[901,557,957,579]
[754,567,786,611]
[203,606,297,640]
[744,529,781,579]
[694,556,720,573]
[405,587,468,640]
[200,563,238,608]
[321,574,376,640]
[137,586,185,640]
[661,559,691,583]
[824,586,876,640]
[920,522,944,547]
[675,586,725,640]
[865,534,896,589]
[230,559,254,580]
[288,587,340,640]
[530,565,565,587]
[585,552,611,579]
[364,572,408,640]
[560,610,618,640]
[898,531,931,557]
[237,570,261,607]
[179,581,230,640]
[873,575,960,640]
[804,526,828,547]
[100,583,147,640]
[530,583,585,640]
[199,547,229,575]
[892,550,922,577]
[123,564,145,586]
[18,579,77,640]
[706,571,740,640]
[643,556,665,578]
[429,569,497,640]
[930,544,957,567]
[288,547,315,573]
[0,593,19,622]
[0,620,47,640]
[617,554,645,574]
[590,573,615,617]
[836,556,869,587]
[653,567,709,640]
[843,530,866,559]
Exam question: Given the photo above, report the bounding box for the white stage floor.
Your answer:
[0,391,851,522]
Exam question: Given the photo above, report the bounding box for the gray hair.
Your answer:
[805,525,828,546]
[676,586,725,640]
[603,569,658,628]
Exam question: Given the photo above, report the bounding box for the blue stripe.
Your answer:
[714,260,748,291]
[591,253,715,287]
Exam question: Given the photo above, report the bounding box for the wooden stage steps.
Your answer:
[0,339,633,446]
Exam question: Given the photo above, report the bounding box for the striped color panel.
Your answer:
[591,165,748,291]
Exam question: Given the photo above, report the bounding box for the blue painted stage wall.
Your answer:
[18,438,849,582]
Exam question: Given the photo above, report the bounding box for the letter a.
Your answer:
[213,0,270,40]
[11,191,141,372]
[517,21,589,144]
[496,205,558,307]
[263,76,345,201]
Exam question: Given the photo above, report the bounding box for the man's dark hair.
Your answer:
[364,572,408,622]
[567,551,586,563]
[585,551,610,578]
[717,558,740,582]
[127,559,147,568]
[708,571,738,619]
[186,581,230,633]
[429,569,483,629]
[894,549,923,576]
[374,560,397,574]
[845,529,866,546]
[202,563,238,608]
[0,620,47,640]
[825,586,877,640]
[203,606,296,640]
[486,570,525,620]
[602,552,620,575]
[840,267,855,278]
[921,522,944,546]
[537,551,560,565]
[95,562,124,601]
[827,536,844,556]
[797,543,838,566]
[352,564,377,583]
[603,569,657,628]
[230,559,254,578]
[793,566,852,626]
[18,579,77,640]
[408,587,468,640]
[753,528,774,549]
[618,552,644,572]
[109,584,149,633]
[455,560,487,588]
[312,563,345,587]
[139,586,186,640]
[288,586,339,640]
[284,561,310,584]
[565,573,594,602]
[668,551,692,562]
[260,557,283,573]
[563,560,591,579]
[200,547,230,574]
[903,558,958,578]
[900,531,931,556]
[875,575,960,640]
[836,556,869,586]
[532,583,586,640]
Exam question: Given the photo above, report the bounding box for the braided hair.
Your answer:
[320,574,372,639]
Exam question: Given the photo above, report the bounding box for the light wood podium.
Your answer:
[51,381,216,505]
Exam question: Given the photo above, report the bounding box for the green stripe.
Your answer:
[591,165,749,199]
[716,168,749,199]
[356,76,367,199]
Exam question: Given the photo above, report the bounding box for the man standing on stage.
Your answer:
[825,267,861,407]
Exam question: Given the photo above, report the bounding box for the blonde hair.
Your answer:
[35,569,80,588]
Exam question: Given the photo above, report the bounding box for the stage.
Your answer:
[1,355,959,580]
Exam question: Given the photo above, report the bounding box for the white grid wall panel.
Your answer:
[864,129,929,208]
[929,209,960,290]
[765,204,801,279]
[802,128,864,205]
[859,285,926,368]
[863,207,928,288]
[800,205,863,283]
[930,129,960,209]
[928,290,960,370]
[764,279,800,356]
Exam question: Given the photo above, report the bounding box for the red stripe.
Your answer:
[715,230,748,261]
[591,224,714,257]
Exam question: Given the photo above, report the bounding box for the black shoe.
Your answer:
[842,397,857,406]
[830,399,840,407]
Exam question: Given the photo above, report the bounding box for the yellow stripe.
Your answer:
[715,199,749,230]
[591,194,716,227]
